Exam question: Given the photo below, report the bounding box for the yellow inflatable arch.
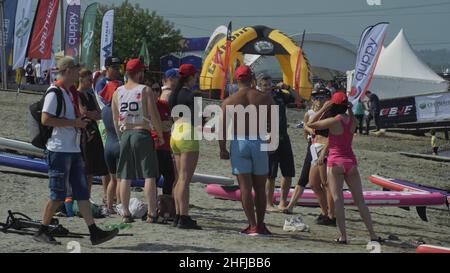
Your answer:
[201,25,313,100]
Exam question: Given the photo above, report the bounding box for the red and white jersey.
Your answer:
[117,84,147,126]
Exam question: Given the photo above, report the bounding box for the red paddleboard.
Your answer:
[416,244,450,253]
[206,185,445,207]
[369,175,449,206]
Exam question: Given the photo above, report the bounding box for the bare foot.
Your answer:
[266,206,280,212]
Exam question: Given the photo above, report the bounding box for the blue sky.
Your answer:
[56,0,450,50]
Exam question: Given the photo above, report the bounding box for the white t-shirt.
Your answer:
[42,86,81,153]
[35,63,41,78]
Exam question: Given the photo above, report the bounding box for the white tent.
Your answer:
[368,29,449,99]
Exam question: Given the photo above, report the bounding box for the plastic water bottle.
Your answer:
[64,197,74,218]
[104,223,132,231]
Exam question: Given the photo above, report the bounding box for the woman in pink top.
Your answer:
[307,92,382,244]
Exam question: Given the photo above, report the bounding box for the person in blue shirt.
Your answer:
[95,57,123,108]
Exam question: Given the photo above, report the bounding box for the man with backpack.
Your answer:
[34,56,119,245]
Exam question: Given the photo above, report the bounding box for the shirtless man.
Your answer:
[219,66,276,236]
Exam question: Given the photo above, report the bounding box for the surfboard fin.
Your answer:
[416,207,428,222]
[399,207,410,211]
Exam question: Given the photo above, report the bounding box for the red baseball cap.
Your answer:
[235,66,253,81]
[332,91,348,105]
[179,64,199,78]
[126,58,145,73]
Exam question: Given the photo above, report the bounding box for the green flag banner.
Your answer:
[81,3,98,70]
[140,39,150,67]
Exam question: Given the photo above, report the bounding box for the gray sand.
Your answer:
[0,91,449,253]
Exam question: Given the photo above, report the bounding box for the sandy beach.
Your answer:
[0,91,449,253]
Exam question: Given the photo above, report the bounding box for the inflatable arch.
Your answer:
[201,25,313,99]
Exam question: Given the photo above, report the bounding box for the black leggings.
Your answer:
[297,141,312,187]
[366,112,381,133]
[157,150,176,195]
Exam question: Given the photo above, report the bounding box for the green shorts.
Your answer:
[117,130,159,180]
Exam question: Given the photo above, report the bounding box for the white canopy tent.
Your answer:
[365,29,449,100]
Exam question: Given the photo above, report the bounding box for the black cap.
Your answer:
[105,57,122,67]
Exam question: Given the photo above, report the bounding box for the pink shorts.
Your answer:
[328,158,357,175]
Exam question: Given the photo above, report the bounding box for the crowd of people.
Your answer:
[33,54,384,246]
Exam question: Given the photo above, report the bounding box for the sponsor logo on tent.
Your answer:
[380,105,414,118]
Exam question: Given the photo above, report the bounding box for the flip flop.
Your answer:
[282,207,294,215]
[266,207,280,213]
[370,237,385,243]
[335,238,348,245]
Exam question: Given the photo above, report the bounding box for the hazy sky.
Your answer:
[56,0,450,50]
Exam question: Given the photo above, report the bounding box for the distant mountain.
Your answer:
[416,49,450,73]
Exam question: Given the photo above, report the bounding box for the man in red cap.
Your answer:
[219,66,275,236]
[112,58,165,224]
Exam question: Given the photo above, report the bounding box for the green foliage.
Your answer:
[92,0,182,71]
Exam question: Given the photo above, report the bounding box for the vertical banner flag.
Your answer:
[13,0,37,69]
[213,46,223,71]
[221,21,232,100]
[27,0,60,60]
[349,22,389,105]
[100,9,114,68]
[41,45,56,74]
[81,3,98,70]
[139,38,150,67]
[294,29,313,99]
[64,0,81,58]
[3,0,18,69]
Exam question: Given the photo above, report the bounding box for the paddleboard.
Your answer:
[416,244,450,253]
[206,184,446,207]
[0,152,234,186]
[369,175,449,206]
[0,152,162,188]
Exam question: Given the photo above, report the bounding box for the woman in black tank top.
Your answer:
[78,69,109,196]
[168,64,202,230]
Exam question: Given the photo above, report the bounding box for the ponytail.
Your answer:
[169,76,189,111]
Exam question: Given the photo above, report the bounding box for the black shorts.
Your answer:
[433,147,439,154]
[268,135,295,179]
[157,149,176,195]
[297,141,312,187]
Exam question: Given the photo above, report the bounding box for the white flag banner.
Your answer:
[41,48,56,74]
[12,0,37,70]
[100,9,114,68]
[416,93,450,122]
[349,23,389,105]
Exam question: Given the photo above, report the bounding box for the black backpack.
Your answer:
[25,63,33,76]
[29,87,66,149]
